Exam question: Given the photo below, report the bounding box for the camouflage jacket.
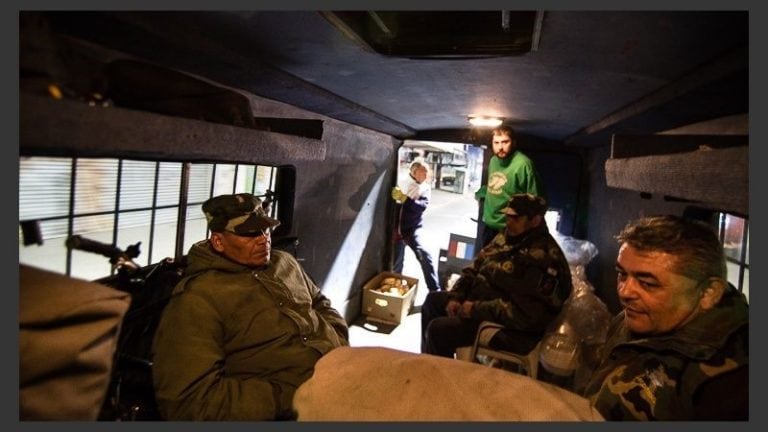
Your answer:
[583,286,749,421]
[448,223,572,338]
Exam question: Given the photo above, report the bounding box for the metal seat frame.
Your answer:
[466,321,542,379]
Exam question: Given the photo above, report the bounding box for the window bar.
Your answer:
[209,164,217,198]
[737,221,748,292]
[232,163,239,193]
[267,166,276,218]
[207,164,217,238]
[717,214,727,244]
[110,159,124,275]
[147,161,160,264]
[147,161,161,264]
[251,165,258,195]
[65,158,78,276]
[174,162,191,260]
[267,166,275,191]
[29,205,179,223]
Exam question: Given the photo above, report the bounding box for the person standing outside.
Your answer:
[152,193,349,420]
[475,125,545,247]
[391,158,441,292]
[583,215,748,420]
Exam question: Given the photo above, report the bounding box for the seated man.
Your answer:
[421,193,572,358]
[152,193,349,420]
[583,215,748,420]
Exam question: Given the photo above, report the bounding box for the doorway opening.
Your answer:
[348,140,565,353]
[395,140,485,307]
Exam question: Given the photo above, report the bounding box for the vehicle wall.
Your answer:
[20,89,401,323]
[583,144,693,313]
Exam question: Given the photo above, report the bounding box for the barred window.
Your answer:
[19,156,279,281]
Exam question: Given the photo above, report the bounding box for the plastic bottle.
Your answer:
[538,323,580,390]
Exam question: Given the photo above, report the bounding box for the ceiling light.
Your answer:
[468,116,503,128]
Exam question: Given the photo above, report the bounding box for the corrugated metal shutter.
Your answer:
[19,157,73,239]
[20,156,278,277]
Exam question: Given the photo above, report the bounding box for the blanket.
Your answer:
[294,346,604,421]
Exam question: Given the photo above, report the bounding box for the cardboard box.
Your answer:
[362,272,418,324]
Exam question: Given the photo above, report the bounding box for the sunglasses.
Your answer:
[226,228,272,238]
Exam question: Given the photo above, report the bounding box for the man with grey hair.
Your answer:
[583,215,748,420]
[152,193,348,421]
[391,158,441,292]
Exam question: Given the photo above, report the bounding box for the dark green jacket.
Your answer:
[449,223,572,349]
[583,286,749,421]
[152,241,348,420]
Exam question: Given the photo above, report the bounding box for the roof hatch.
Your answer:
[322,11,541,58]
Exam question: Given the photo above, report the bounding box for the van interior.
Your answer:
[17,9,750,420]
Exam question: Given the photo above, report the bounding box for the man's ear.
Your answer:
[210,232,226,253]
[530,214,544,227]
[699,278,727,310]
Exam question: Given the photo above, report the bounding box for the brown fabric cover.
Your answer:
[294,346,604,421]
[19,265,131,420]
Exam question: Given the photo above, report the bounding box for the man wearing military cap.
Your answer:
[152,193,349,421]
[501,193,548,219]
[421,193,571,359]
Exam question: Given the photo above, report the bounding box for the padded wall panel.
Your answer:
[605,146,748,216]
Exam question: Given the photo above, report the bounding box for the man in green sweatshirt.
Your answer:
[475,125,545,247]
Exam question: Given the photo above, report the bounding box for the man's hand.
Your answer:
[474,185,487,201]
[391,186,408,203]
[445,300,461,317]
[458,301,474,318]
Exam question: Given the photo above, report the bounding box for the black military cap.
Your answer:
[502,193,548,218]
[202,193,280,235]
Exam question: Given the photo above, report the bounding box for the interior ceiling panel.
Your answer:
[34,10,748,146]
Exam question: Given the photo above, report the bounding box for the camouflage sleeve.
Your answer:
[472,297,547,330]
[447,255,484,302]
[585,313,748,421]
[469,263,554,330]
[692,365,748,420]
[586,354,687,421]
[584,341,715,422]
[470,249,562,331]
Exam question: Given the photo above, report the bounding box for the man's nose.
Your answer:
[617,279,638,299]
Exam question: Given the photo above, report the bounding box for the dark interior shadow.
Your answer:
[352,316,399,335]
